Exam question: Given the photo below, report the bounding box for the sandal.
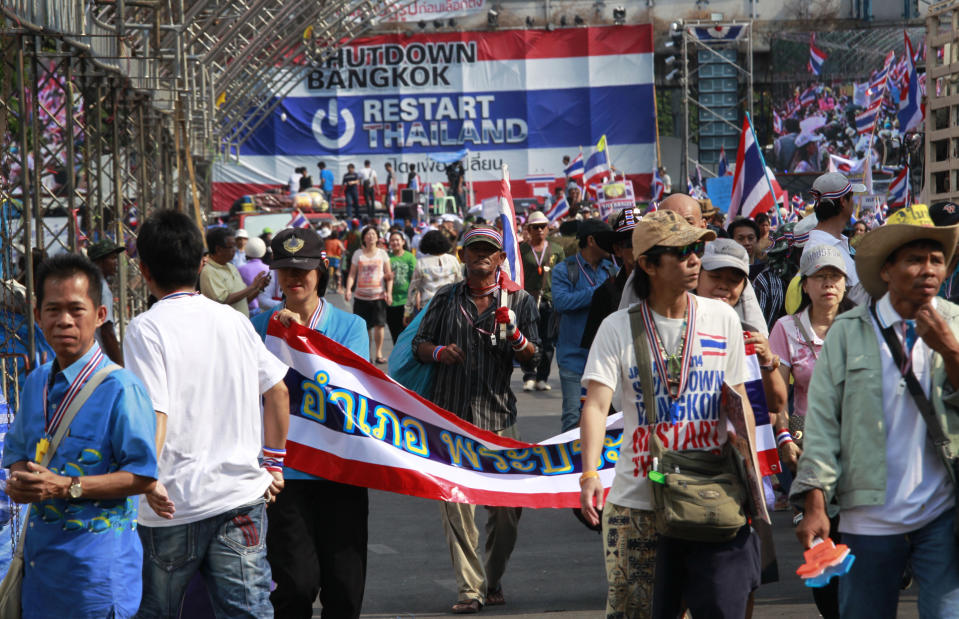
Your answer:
[375,356,388,364]
[451,598,482,614]
[486,587,505,606]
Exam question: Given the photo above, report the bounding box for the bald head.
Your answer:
[660,193,705,228]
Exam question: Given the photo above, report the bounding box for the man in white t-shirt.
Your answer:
[88,239,125,364]
[359,159,378,217]
[124,210,291,619]
[579,210,761,618]
[806,172,869,305]
[792,206,959,617]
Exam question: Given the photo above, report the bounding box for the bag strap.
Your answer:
[628,304,661,457]
[868,301,955,471]
[13,364,120,558]
[792,312,820,360]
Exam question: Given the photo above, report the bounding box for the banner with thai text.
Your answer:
[266,319,620,508]
[384,0,488,22]
[213,25,655,211]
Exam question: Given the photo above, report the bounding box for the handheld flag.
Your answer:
[584,138,610,189]
[563,153,584,182]
[651,168,665,201]
[718,146,729,177]
[497,165,524,289]
[545,197,569,223]
[887,166,909,209]
[899,32,924,134]
[808,34,827,76]
[728,115,777,221]
[855,99,883,135]
[289,209,310,229]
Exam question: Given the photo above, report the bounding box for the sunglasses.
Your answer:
[528,224,547,230]
[653,241,705,260]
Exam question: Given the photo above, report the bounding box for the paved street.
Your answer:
[322,293,918,618]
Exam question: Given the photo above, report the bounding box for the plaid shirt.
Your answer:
[412,281,540,431]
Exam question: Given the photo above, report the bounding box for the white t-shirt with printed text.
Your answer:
[124,294,289,526]
[582,295,746,510]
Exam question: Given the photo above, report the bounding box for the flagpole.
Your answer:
[745,112,786,225]
[652,82,662,169]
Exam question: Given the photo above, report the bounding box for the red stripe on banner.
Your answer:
[336,25,653,62]
[285,441,607,509]
[267,318,530,449]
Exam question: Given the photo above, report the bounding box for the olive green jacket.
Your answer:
[789,300,959,514]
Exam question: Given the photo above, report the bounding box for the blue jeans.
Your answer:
[559,367,585,432]
[137,499,273,619]
[839,508,959,619]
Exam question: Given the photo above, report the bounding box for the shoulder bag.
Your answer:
[628,304,748,543]
[0,364,118,619]
[869,302,959,541]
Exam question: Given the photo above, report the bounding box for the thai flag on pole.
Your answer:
[728,115,777,221]
[651,167,665,201]
[584,135,610,188]
[888,166,909,208]
[718,146,729,176]
[808,34,827,76]
[828,154,865,175]
[289,209,310,229]
[899,32,924,134]
[564,153,584,182]
[799,86,817,108]
[855,99,883,135]
[742,336,781,476]
[545,197,569,223]
[498,165,524,289]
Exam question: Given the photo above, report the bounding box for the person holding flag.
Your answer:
[519,211,566,391]
[411,227,539,614]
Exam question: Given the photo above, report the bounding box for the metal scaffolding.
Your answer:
[0,0,411,465]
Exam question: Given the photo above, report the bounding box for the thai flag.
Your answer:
[855,99,882,135]
[828,154,864,175]
[545,197,569,223]
[808,34,827,76]
[563,153,584,182]
[728,114,777,221]
[718,146,729,176]
[289,209,310,229]
[899,32,924,134]
[651,167,665,201]
[498,166,524,288]
[697,332,727,357]
[799,86,817,107]
[773,110,783,136]
[742,336,781,476]
[888,166,909,208]
[584,137,610,188]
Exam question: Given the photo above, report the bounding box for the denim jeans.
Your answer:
[839,509,959,619]
[137,499,273,619]
[559,367,585,432]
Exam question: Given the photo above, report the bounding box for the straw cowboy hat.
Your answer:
[854,204,959,298]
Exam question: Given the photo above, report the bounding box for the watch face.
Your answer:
[69,481,82,498]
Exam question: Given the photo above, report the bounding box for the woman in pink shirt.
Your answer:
[345,225,393,363]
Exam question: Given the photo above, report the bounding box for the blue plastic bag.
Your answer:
[387,298,435,398]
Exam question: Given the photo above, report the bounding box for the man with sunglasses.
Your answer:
[519,211,566,391]
[579,210,761,618]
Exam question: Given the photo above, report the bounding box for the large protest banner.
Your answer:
[213,25,655,211]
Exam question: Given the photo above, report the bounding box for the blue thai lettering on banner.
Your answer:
[286,369,621,475]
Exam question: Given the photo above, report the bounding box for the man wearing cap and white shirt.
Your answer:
[519,210,566,391]
[579,210,760,618]
[411,227,539,613]
[792,205,959,617]
[552,219,615,432]
[232,228,249,268]
[806,172,870,305]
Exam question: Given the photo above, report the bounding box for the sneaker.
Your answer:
[523,379,535,392]
[535,380,552,391]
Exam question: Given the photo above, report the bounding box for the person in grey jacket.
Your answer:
[791,205,959,619]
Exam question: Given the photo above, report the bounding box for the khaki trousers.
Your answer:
[439,425,523,604]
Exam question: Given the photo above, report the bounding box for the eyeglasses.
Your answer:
[808,271,845,283]
[659,241,705,260]
[528,224,547,230]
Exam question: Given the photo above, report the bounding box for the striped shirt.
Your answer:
[411,281,540,431]
[754,266,787,331]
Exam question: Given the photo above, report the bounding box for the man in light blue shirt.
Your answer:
[3,253,157,619]
[551,219,614,431]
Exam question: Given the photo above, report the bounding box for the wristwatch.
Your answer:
[68,476,83,499]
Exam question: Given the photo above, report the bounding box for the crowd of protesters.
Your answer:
[5,161,959,619]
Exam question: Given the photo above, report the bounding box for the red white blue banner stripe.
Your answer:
[265,319,621,508]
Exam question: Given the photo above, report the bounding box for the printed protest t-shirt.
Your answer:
[354,249,391,301]
[582,295,746,510]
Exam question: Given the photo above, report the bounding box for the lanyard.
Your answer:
[43,348,103,436]
[531,244,549,275]
[308,299,326,330]
[639,295,696,424]
[160,291,198,301]
[575,254,596,287]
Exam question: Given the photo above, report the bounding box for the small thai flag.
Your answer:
[563,153,584,181]
[887,167,909,209]
[808,34,827,76]
[799,86,817,107]
[718,146,729,177]
[545,197,569,223]
[289,209,310,229]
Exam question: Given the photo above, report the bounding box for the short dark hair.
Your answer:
[360,225,380,245]
[785,118,800,134]
[755,212,770,226]
[137,210,204,289]
[728,218,760,239]
[632,251,663,300]
[36,253,103,308]
[419,229,452,255]
[364,160,371,166]
[317,161,326,169]
[885,239,946,266]
[205,226,234,254]
[814,196,844,221]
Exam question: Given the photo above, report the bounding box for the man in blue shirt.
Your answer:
[551,219,614,431]
[3,253,157,619]
[251,228,371,618]
[317,161,336,202]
